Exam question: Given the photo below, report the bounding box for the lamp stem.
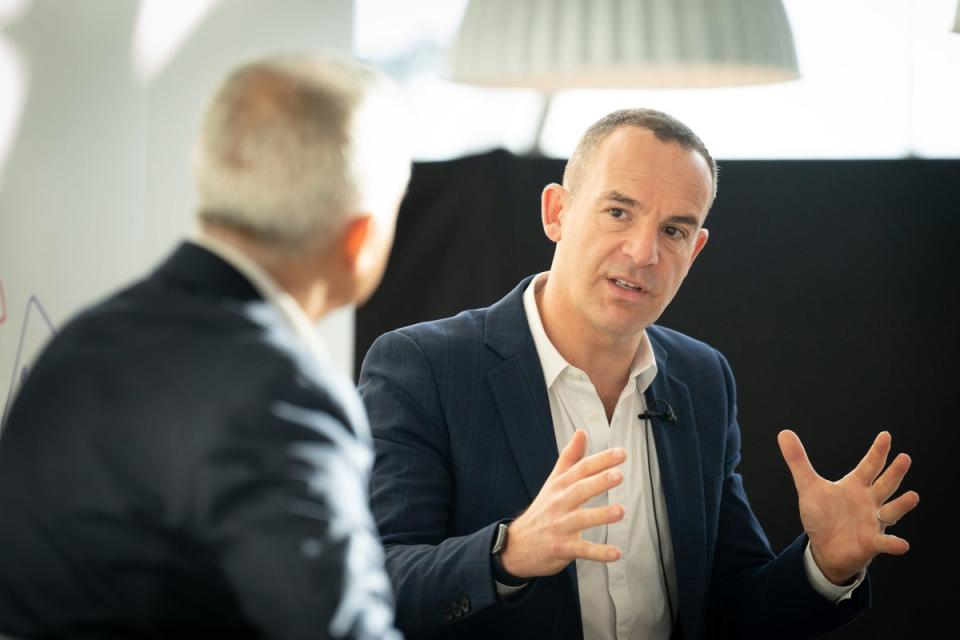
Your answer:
[530,91,554,157]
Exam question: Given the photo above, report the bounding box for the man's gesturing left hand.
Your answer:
[777,430,919,586]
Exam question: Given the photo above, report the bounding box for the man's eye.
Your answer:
[608,208,627,219]
[664,225,687,239]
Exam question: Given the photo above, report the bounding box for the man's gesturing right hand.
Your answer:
[499,430,627,579]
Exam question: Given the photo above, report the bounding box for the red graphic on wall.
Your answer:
[0,278,6,325]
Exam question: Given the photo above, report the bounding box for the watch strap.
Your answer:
[490,521,527,587]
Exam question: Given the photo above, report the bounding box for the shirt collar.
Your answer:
[522,272,658,394]
[192,230,331,365]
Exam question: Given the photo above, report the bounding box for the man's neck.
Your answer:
[198,224,341,322]
[272,265,337,322]
[536,275,643,408]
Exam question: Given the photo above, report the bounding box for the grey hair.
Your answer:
[563,108,718,206]
[193,53,410,250]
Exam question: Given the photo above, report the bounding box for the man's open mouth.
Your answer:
[611,277,643,291]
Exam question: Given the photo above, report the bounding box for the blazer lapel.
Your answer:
[483,278,579,594]
[483,277,558,503]
[487,350,557,503]
[647,343,708,638]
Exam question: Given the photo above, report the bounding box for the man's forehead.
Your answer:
[583,128,712,210]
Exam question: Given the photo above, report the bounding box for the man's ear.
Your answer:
[689,227,709,265]
[541,183,567,244]
[341,214,374,272]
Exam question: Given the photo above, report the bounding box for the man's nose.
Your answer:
[621,224,659,266]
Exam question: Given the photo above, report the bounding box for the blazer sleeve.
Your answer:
[189,371,402,640]
[359,329,514,637]
[704,350,869,639]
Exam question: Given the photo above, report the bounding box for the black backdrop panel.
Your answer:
[358,149,565,345]
[357,152,960,638]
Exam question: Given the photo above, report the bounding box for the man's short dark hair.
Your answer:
[563,108,718,207]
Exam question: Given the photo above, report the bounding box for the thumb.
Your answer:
[548,429,588,481]
[777,429,819,495]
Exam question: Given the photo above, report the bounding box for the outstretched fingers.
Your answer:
[853,431,892,485]
[872,452,912,502]
[560,504,625,533]
[565,538,622,563]
[554,444,627,490]
[878,490,920,527]
[547,429,589,482]
[778,430,820,495]
[876,533,911,556]
[509,432,630,578]
[560,468,625,510]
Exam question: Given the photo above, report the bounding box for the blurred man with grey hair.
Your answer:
[0,53,409,639]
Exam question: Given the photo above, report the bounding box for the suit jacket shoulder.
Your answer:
[0,243,399,640]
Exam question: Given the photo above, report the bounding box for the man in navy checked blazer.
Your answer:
[359,109,919,639]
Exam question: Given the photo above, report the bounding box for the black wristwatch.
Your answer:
[490,521,528,587]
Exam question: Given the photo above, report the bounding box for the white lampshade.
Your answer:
[449,0,800,89]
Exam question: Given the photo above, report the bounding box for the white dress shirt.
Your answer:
[518,272,863,640]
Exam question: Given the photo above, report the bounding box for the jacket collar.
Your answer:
[154,241,262,302]
[484,274,674,375]
[482,275,538,360]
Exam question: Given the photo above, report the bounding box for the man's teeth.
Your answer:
[614,278,641,290]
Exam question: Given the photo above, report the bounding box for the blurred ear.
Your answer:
[340,214,374,272]
[689,227,709,266]
[541,183,567,243]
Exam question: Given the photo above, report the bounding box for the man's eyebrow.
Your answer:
[598,190,640,208]
[665,214,702,228]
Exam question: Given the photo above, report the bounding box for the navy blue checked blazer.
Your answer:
[359,276,868,639]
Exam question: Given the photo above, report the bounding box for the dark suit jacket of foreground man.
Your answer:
[0,243,396,639]
[358,276,869,640]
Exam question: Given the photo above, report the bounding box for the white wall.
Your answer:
[0,0,355,427]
